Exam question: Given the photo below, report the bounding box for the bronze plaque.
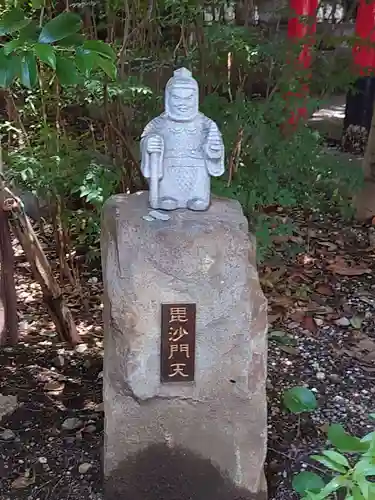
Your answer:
[160,304,196,383]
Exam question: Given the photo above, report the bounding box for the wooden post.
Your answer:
[0,208,18,345]
[0,143,79,346]
[0,141,18,346]
[10,211,80,346]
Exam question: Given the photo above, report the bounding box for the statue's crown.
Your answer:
[166,67,198,90]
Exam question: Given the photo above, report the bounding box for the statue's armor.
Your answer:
[162,114,208,167]
[142,113,214,204]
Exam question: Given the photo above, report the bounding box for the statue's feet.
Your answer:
[187,198,209,211]
[159,197,178,211]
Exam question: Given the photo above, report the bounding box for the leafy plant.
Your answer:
[293,415,375,499]
[0,6,119,264]
[0,0,365,267]
[0,8,117,90]
[283,386,318,414]
[203,89,363,261]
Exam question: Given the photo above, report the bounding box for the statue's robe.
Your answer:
[140,112,224,209]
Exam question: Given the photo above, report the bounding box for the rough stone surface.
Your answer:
[101,192,268,497]
[0,394,18,422]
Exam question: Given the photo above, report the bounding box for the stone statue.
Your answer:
[140,67,225,211]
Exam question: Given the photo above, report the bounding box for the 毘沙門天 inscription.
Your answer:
[160,304,196,383]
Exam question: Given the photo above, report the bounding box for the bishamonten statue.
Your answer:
[140,67,225,211]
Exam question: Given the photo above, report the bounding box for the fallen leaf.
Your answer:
[314,317,324,326]
[269,330,287,339]
[294,285,311,300]
[334,317,350,327]
[0,429,15,440]
[315,284,334,296]
[62,417,83,431]
[260,267,287,289]
[361,365,375,373]
[334,334,375,365]
[302,316,317,333]
[327,258,371,276]
[269,295,295,309]
[79,462,92,474]
[273,234,304,245]
[269,330,297,346]
[44,381,65,393]
[316,240,338,251]
[11,470,35,490]
[357,295,375,307]
[279,345,299,355]
[350,316,364,329]
[318,422,330,434]
[268,313,281,325]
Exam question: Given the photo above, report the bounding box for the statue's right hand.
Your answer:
[147,136,163,154]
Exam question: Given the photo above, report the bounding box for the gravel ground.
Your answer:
[0,211,374,499]
[266,213,375,499]
[0,252,104,500]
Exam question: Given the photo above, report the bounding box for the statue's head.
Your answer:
[165,68,199,122]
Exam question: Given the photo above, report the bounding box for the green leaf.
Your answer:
[352,486,366,500]
[315,475,347,498]
[38,12,81,44]
[55,55,79,86]
[328,424,370,453]
[82,39,116,60]
[19,52,38,88]
[357,477,370,500]
[0,50,18,88]
[3,38,24,56]
[354,459,375,478]
[350,316,363,329]
[31,0,44,8]
[301,494,320,500]
[96,55,117,80]
[282,386,318,414]
[292,471,325,495]
[321,450,350,469]
[369,414,375,421]
[57,34,84,47]
[360,431,375,443]
[75,49,96,76]
[33,43,56,69]
[0,8,30,36]
[18,20,40,43]
[311,454,348,474]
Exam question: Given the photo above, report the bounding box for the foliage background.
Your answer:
[0,0,364,264]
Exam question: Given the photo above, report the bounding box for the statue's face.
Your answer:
[166,85,198,121]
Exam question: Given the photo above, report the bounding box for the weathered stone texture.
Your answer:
[102,192,267,497]
[0,394,18,422]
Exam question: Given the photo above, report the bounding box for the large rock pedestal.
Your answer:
[101,192,268,500]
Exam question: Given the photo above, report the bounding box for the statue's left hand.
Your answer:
[208,136,223,156]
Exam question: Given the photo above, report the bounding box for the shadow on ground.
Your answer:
[105,443,267,500]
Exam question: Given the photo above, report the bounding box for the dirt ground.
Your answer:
[1,209,375,499]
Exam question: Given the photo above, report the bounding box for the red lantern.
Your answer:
[353,0,375,75]
[286,0,318,125]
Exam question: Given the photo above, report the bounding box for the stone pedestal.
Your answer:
[101,192,268,500]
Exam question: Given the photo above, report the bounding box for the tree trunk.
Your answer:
[0,207,18,346]
[362,99,375,180]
